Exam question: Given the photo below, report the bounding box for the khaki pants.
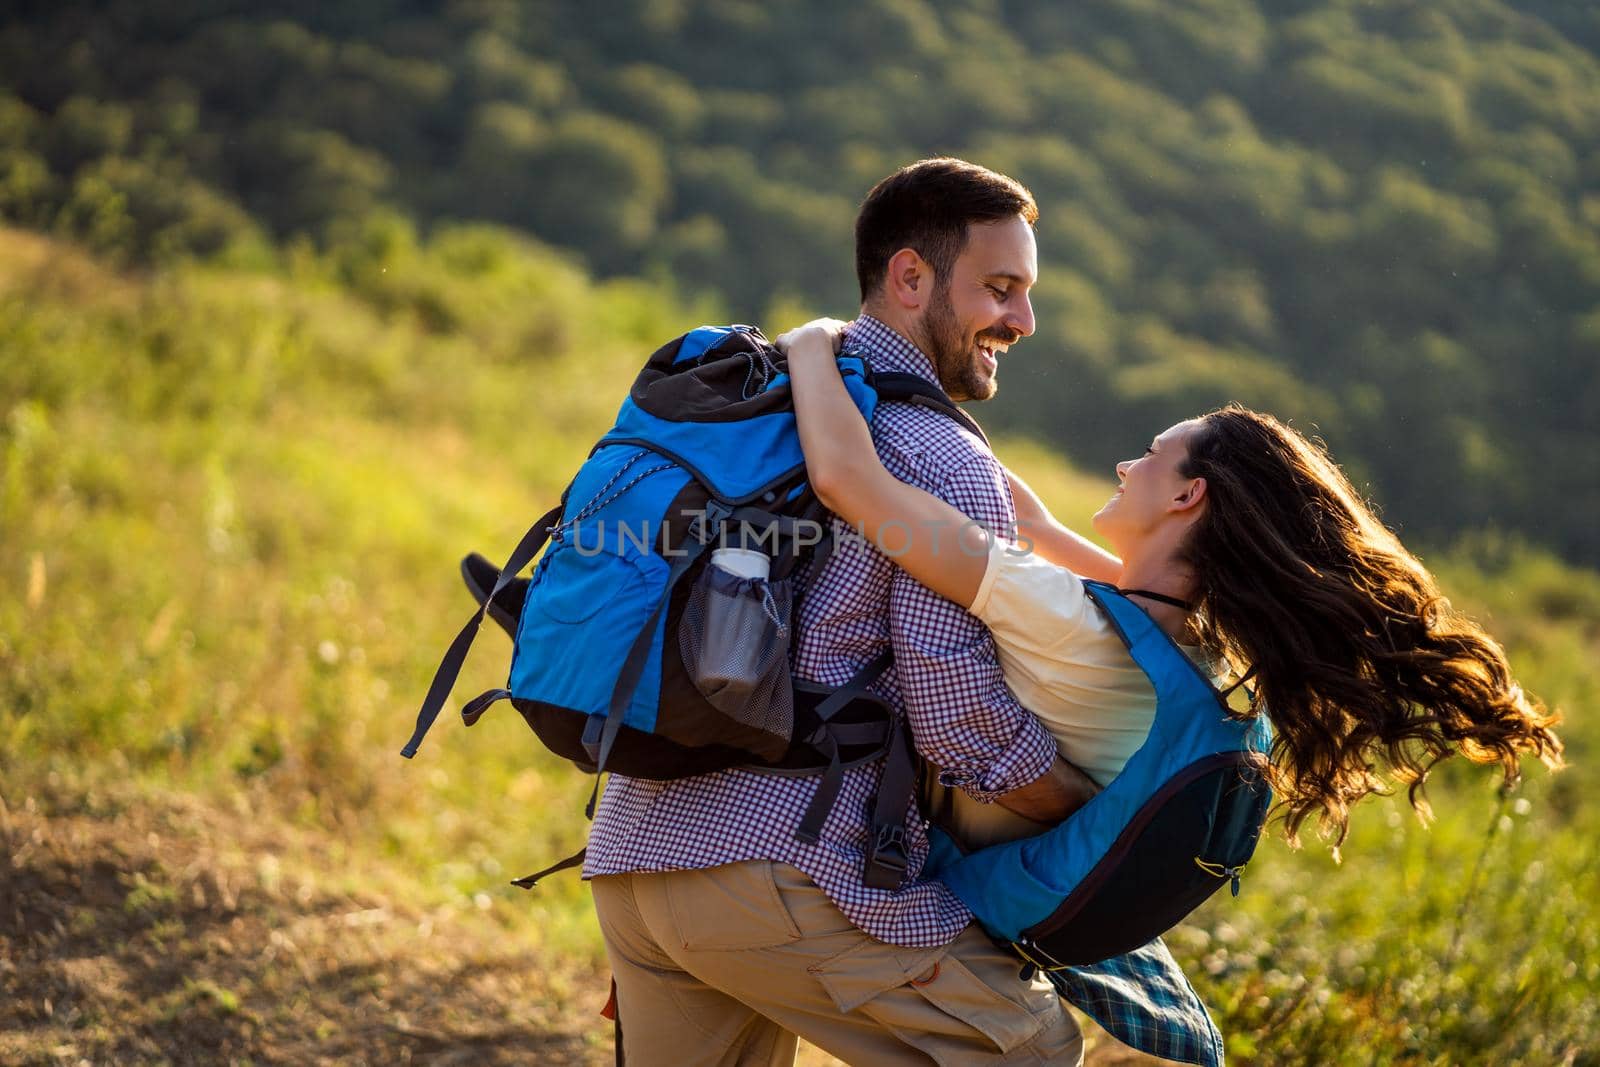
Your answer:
[590,861,1084,1066]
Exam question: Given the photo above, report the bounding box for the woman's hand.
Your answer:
[1003,464,1124,584]
[773,317,849,360]
[1005,466,1052,535]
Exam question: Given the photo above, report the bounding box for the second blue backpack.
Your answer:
[927,581,1275,968]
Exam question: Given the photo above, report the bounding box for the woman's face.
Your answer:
[1092,420,1204,553]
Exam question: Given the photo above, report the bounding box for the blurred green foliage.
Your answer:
[0,0,1596,564]
[1,225,1594,1063]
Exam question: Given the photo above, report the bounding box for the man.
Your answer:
[585,158,1095,1065]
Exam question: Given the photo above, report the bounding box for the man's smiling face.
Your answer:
[917,214,1038,402]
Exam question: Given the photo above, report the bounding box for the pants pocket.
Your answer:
[811,929,1049,1062]
[886,953,1046,1059]
[665,861,803,951]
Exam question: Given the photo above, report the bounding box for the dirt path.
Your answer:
[1,785,1166,1065]
[0,785,610,1065]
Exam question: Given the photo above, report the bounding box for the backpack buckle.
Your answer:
[863,823,908,890]
[686,511,713,545]
[686,501,733,546]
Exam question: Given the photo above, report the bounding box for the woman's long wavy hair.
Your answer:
[1176,405,1563,847]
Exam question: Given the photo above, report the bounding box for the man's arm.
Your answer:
[993,755,1100,823]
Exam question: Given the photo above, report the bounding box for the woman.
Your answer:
[775,319,1563,851]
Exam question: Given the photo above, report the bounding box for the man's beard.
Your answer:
[919,283,998,403]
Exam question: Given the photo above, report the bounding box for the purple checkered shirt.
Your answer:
[583,315,1058,947]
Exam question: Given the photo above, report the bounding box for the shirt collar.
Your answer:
[843,314,941,388]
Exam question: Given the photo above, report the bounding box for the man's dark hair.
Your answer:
[854,157,1039,303]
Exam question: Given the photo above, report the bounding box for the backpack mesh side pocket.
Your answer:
[679,563,794,744]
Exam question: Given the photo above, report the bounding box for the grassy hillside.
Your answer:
[0,222,707,963]
[1,227,1595,1064]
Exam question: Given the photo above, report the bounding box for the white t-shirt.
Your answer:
[934,538,1227,849]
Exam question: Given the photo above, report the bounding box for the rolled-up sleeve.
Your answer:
[885,450,1058,802]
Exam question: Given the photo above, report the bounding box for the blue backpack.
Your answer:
[927,580,1274,969]
[401,324,983,887]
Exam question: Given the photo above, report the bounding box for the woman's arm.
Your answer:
[1005,468,1123,584]
[775,320,990,609]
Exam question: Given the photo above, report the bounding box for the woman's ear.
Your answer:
[1171,477,1208,513]
[885,247,930,311]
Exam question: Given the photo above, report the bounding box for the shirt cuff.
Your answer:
[936,713,1058,804]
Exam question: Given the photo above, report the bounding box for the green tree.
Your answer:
[520,113,668,270]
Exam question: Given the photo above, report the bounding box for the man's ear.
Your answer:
[885,248,930,311]
[1171,477,1208,513]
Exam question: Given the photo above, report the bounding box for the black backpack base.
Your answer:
[483,682,900,783]
[1014,754,1271,969]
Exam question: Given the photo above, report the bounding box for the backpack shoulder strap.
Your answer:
[401,501,565,759]
[870,371,990,447]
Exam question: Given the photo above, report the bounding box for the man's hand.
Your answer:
[993,756,1100,824]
